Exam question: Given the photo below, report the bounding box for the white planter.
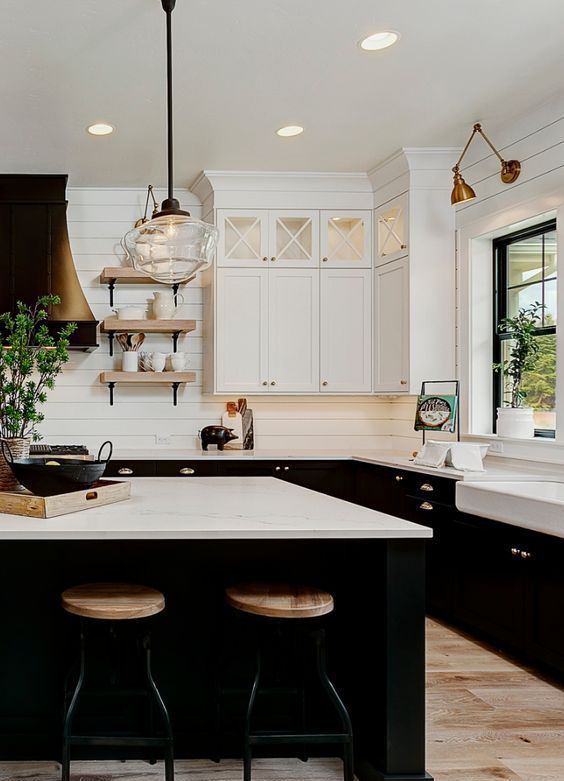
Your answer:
[496,407,535,439]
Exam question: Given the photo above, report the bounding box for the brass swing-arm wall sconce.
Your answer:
[451,123,521,205]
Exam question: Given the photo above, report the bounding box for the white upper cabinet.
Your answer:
[268,269,320,393]
[320,211,372,268]
[269,211,319,267]
[375,193,408,266]
[320,268,372,393]
[216,268,269,392]
[217,210,268,267]
[373,258,409,393]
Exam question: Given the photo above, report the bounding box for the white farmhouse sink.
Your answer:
[456,481,564,538]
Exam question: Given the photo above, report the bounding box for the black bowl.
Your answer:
[8,458,108,496]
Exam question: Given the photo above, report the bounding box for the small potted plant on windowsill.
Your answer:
[0,296,76,491]
[492,302,543,439]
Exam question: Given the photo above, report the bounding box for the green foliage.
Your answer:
[492,302,544,408]
[520,331,556,412]
[0,296,76,440]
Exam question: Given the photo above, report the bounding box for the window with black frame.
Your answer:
[493,220,557,437]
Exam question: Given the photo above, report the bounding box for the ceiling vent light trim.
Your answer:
[123,0,218,284]
[276,125,304,137]
[359,31,400,51]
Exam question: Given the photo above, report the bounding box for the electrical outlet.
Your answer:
[155,434,172,446]
[489,440,504,454]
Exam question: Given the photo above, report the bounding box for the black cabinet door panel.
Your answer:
[156,460,218,477]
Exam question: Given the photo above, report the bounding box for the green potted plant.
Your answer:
[0,296,76,490]
[492,302,543,439]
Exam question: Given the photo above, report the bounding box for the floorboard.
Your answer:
[1,619,563,781]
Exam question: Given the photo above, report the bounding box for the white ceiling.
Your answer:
[2,0,564,188]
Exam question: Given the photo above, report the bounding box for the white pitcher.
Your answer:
[152,290,184,319]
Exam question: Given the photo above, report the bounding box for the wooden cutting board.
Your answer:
[0,479,131,519]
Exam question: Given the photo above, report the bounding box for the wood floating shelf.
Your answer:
[101,318,197,356]
[99,267,196,306]
[99,371,197,406]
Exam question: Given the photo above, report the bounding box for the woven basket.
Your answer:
[0,438,31,491]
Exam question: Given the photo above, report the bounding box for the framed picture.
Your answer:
[414,394,458,433]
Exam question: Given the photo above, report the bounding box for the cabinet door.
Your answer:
[320,268,372,392]
[268,269,320,392]
[216,269,269,393]
[320,211,372,268]
[268,211,319,267]
[217,210,268,267]
[374,258,409,393]
[277,461,352,500]
[374,193,408,266]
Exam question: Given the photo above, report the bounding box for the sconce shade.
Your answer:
[124,213,219,284]
[451,168,477,205]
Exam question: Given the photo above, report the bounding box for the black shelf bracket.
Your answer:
[108,279,117,307]
[172,332,180,352]
[108,332,114,357]
[172,382,180,406]
[108,382,116,406]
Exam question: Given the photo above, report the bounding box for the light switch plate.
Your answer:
[155,434,172,446]
[489,440,504,453]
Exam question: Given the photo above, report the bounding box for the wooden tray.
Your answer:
[0,479,131,519]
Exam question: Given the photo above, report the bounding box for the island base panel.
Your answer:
[0,538,430,781]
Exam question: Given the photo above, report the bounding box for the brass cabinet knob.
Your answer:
[275,466,281,472]
[401,244,407,249]
[271,381,276,386]
[395,475,403,482]
[420,483,434,492]
[322,381,328,386]
[511,547,519,557]
[400,379,408,385]
[262,381,268,386]
[322,257,328,262]
[179,467,195,476]
[118,467,133,475]
[521,550,532,560]
[419,502,433,511]
[262,256,268,262]
[284,466,290,472]
[270,256,276,262]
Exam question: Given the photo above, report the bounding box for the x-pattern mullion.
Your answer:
[277,218,311,259]
[329,220,363,260]
[226,217,261,259]
[380,211,403,254]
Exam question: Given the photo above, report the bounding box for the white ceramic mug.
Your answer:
[170,353,187,371]
[151,352,167,372]
[122,352,138,372]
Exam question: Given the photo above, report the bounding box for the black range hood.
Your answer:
[0,174,98,350]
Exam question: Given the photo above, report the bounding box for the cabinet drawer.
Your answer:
[409,474,455,505]
[105,460,156,478]
[156,461,218,477]
[217,461,275,477]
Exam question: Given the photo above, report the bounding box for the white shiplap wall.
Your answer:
[38,187,404,452]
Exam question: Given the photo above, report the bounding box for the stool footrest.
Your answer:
[68,735,172,748]
[249,732,352,745]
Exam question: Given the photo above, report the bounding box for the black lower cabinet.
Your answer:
[277,460,353,501]
[354,463,410,517]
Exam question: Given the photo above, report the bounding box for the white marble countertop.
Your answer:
[0,477,433,541]
[112,448,547,481]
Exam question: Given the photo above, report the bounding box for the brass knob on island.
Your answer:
[118,467,134,476]
[179,467,195,476]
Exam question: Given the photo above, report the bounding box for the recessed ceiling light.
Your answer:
[359,31,400,51]
[276,125,304,137]
[87,123,115,136]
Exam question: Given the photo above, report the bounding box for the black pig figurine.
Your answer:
[200,425,238,451]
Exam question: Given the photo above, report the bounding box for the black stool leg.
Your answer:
[62,624,86,781]
[142,634,174,781]
[244,643,262,781]
[313,629,354,781]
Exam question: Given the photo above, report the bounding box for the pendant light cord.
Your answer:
[166,7,174,202]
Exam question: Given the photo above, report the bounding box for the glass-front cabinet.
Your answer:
[320,210,372,268]
[217,210,268,267]
[269,210,319,267]
[375,193,408,266]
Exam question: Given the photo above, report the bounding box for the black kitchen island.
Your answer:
[0,477,432,781]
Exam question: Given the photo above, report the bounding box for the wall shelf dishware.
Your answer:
[101,318,196,356]
[99,267,195,306]
[99,371,197,406]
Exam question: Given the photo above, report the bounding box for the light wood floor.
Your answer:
[0,619,562,781]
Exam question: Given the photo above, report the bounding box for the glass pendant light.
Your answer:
[124,0,218,284]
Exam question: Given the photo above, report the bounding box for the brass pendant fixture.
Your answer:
[451,123,521,205]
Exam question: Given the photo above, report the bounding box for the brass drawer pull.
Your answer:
[419,502,433,511]
[420,483,434,493]
[179,467,195,476]
[118,467,133,475]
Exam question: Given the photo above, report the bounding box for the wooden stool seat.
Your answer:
[225,581,334,619]
[61,582,165,620]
